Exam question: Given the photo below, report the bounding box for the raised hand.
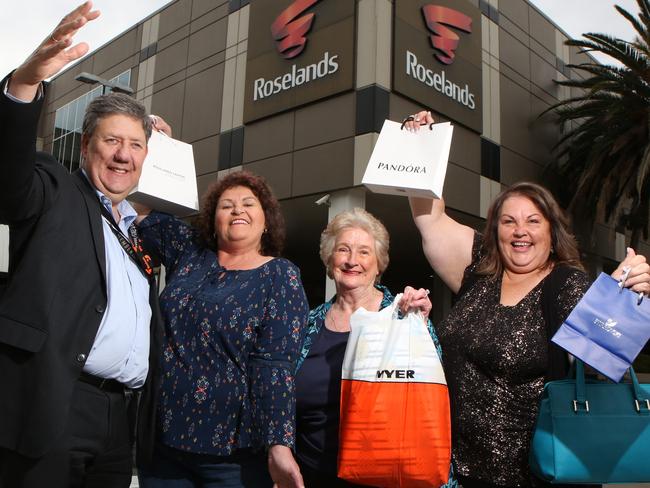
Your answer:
[612,247,650,296]
[399,285,432,318]
[402,110,435,132]
[8,1,100,101]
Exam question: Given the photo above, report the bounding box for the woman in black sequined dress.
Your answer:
[404,110,650,488]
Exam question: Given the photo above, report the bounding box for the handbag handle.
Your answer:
[574,359,650,414]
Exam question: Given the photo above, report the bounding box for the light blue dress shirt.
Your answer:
[83,182,152,388]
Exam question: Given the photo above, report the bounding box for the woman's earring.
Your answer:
[263,228,268,234]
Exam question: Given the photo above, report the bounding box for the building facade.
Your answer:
[34,0,650,317]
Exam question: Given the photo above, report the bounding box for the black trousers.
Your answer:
[0,379,134,488]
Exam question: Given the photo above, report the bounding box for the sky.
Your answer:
[0,0,643,78]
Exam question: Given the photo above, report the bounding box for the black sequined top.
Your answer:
[437,233,589,487]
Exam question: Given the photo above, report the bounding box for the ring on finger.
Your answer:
[50,34,60,43]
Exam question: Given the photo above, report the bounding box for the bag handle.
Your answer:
[400,115,435,131]
[574,359,650,414]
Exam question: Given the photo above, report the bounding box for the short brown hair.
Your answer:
[319,208,390,284]
[196,171,285,256]
[478,182,584,277]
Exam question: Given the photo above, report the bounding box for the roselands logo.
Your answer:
[421,5,472,65]
[271,0,321,59]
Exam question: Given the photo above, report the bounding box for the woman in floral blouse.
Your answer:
[136,170,309,488]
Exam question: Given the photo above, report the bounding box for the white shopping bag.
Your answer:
[338,295,451,488]
[362,119,453,198]
[129,131,199,217]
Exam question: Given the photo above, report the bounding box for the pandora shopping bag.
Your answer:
[338,296,451,488]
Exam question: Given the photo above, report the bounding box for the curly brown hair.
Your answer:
[196,170,285,256]
[478,182,585,277]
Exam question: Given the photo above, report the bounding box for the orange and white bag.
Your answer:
[338,295,451,488]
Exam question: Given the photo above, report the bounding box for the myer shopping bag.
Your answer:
[552,273,650,382]
[338,295,451,488]
[129,131,199,217]
[362,119,453,198]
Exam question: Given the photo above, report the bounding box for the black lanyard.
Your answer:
[99,204,154,280]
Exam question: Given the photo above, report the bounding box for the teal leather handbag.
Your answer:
[530,360,650,483]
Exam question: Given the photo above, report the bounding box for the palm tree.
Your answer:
[546,0,650,248]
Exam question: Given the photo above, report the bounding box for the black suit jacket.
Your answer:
[0,78,161,461]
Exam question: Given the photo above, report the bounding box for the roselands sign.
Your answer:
[393,0,482,133]
[244,0,355,123]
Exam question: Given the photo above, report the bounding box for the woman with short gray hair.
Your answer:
[282,207,456,488]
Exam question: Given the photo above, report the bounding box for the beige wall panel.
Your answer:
[226,10,240,49]
[499,0,529,32]
[500,147,542,185]
[153,70,188,94]
[292,139,355,196]
[191,3,229,32]
[356,0,392,90]
[158,0,192,39]
[220,57,237,132]
[482,61,493,141]
[499,30,530,80]
[197,173,219,201]
[182,64,224,142]
[569,45,592,66]
[151,80,186,138]
[92,29,139,75]
[192,135,220,176]
[100,57,139,83]
[47,58,95,104]
[154,39,189,83]
[489,67,501,144]
[243,112,295,163]
[158,24,190,52]
[187,51,226,78]
[529,38,556,68]
[528,7,556,55]
[499,63,530,92]
[232,52,247,128]
[353,133,379,185]
[388,94,432,124]
[529,52,558,99]
[245,154,294,200]
[499,75,531,158]
[238,5,249,43]
[498,15,529,47]
[529,93,558,165]
[188,18,228,67]
[294,93,355,151]
[192,0,228,20]
[443,163,480,216]
[449,124,481,174]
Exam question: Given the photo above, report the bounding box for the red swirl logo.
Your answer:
[421,5,472,65]
[271,0,321,59]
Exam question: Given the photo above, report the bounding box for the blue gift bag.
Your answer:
[552,273,650,382]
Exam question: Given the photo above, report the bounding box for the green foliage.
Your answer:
[546,0,650,247]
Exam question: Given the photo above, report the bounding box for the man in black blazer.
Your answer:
[0,3,162,487]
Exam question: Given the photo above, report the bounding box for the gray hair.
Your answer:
[82,92,152,140]
[319,207,390,283]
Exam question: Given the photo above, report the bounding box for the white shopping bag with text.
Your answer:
[129,131,199,217]
[362,119,453,198]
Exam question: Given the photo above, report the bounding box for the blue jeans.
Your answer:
[138,443,272,488]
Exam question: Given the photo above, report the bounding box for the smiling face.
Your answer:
[214,185,266,252]
[330,227,380,292]
[81,114,148,205]
[497,195,553,275]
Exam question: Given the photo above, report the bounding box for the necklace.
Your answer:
[327,307,350,333]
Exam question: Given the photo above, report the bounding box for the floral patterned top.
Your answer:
[139,212,309,455]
